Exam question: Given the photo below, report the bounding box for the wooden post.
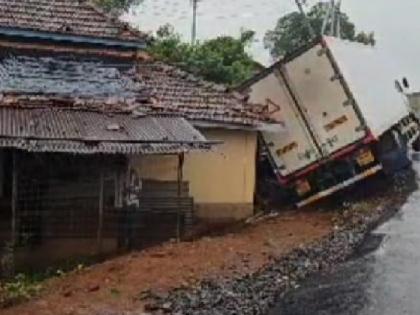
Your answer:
[11,152,17,247]
[5,150,19,277]
[97,164,105,254]
[176,153,185,242]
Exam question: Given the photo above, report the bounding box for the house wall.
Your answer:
[131,129,258,222]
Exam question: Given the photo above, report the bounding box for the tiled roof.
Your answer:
[0,108,212,154]
[0,47,265,126]
[136,62,265,125]
[0,0,147,42]
[0,48,149,101]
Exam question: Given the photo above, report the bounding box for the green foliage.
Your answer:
[148,25,260,86]
[94,0,143,13]
[0,257,88,308]
[0,274,43,307]
[264,2,376,58]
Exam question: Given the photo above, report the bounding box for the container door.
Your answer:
[283,43,366,156]
[246,70,321,177]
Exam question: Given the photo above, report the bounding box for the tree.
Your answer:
[264,2,376,59]
[148,24,261,86]
[94,0,143,13]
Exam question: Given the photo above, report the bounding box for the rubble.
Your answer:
[150,170,417,315]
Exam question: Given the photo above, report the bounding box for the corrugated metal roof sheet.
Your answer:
[0,139,205,155]
[0,108,212,155]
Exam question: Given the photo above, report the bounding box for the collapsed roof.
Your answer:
[0,48,220,155]
[0,47,265,126]
[0,0,270,155]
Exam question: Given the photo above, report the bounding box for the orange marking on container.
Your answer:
[276,142,298,156]
[324,115,348,132]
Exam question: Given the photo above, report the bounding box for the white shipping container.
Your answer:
[324,36,410,139]
[244,36,410,179]
[241,36,419,206]
[283,41,366,156]
[245,69,320,177]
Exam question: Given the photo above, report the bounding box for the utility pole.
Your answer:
[321,1,333,35]
[329,0,336,36]
[321,0,342,37]
[335,0,342,38]
[191,0,198,44]
[295,0,315,38]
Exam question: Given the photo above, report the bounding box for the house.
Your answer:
[128,61,265,222]
[0,43,218,271]
[0,0,271,271]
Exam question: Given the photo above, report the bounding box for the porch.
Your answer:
[0,110,213,275]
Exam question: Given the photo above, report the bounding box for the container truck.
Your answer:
[241,36,419,207]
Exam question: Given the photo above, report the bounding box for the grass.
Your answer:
[0,257,92,308]
[0,273,43,307]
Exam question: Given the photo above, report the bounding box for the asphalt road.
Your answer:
[270,162,420,315]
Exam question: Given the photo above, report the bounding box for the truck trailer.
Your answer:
[241,36,419,207]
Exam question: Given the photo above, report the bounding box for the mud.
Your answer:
[151,170,416,315]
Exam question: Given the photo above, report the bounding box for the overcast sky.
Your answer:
[124,0,420,89]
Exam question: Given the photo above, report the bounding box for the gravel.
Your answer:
[147,170,417,315]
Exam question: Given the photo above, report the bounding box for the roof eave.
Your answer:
[0,26,147,50]
[192,120,283,132]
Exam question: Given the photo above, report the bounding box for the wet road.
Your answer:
[270,163,420,315]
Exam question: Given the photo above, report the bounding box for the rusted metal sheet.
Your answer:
[0,108,212,154]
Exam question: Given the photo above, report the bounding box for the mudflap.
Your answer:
[379,147,411,175]
[412,135,420,152]
[377,130,411,175]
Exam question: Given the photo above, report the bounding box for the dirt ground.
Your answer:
[2,210,334,315]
